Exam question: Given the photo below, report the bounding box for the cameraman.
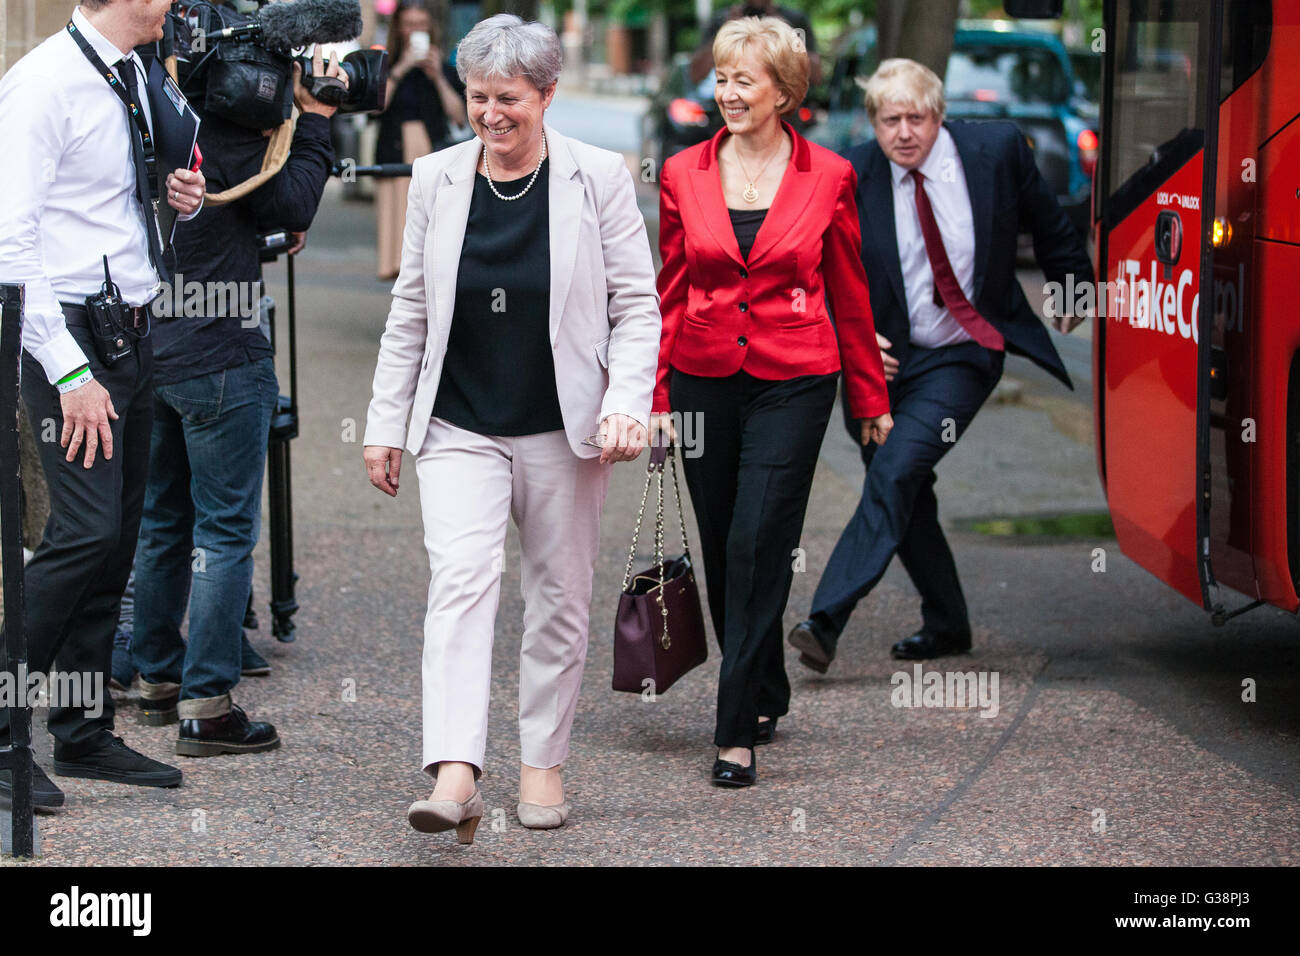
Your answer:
[0,0,205,808]
[130,42,343,757]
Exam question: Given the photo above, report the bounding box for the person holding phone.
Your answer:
[374,0,467,279]
[651,17,891,789]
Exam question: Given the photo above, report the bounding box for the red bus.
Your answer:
[1011,0,1300,623]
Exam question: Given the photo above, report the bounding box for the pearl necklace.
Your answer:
[483,135,548,201]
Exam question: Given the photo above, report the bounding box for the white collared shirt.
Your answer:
[889,126,977,349]
[0,7,191,383]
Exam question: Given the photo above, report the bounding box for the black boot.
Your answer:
[176,704,280,757]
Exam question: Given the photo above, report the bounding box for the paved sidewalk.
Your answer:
[12,185,1299,865]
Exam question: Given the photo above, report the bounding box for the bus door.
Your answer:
[1097,0,1215,606]
[1097,0,1277,615]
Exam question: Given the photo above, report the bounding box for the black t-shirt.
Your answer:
[431,158,563,436]
[151,111,334,386]
[728,207,768,261]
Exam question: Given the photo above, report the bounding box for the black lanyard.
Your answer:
[65,20,158,189]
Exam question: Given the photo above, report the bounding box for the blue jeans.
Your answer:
[132,357,278,705]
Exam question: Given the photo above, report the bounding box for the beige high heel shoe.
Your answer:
[407,786,485,844]
[516,799,570,829]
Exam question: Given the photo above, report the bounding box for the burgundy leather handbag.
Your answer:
[612,442,707,695]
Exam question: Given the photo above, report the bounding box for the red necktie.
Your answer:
[910,169,1004,351]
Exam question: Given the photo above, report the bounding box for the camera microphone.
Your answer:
[212,0,364,52]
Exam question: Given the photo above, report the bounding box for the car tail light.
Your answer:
[1077,128,1099,178]
[668,98,709,126]
[973,89,999,102]
[797,106,813,123]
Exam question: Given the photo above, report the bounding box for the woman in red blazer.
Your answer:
[651,16,892,788]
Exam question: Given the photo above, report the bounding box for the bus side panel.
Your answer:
[1104,157,1204,605]
[1252,239,1300,609]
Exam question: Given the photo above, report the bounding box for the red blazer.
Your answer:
[654,124,889,419]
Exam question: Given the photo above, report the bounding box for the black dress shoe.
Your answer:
[755,717,778,746]
[0,763,66,811]
[53,734,182,788]
[711,749,757,787]
[890,632,972,660]
[788,619,834,674]
[176,704,280,757]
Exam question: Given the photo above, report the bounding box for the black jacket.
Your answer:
[841,119,1093,389]
[152,110,334,385]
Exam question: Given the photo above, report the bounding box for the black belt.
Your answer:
[60,301,150,330]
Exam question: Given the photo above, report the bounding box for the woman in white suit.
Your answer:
[362,14,660,843]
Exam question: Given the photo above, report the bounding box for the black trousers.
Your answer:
[0,313,153,757]
[670,369,837,749]
[810,341,1003,650]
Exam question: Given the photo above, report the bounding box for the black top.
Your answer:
[728,208,768,261]
[375,64,464,163]
[152,111,334,386]
[432,158,563,436]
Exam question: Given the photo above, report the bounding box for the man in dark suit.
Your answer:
[788,58,1093,668]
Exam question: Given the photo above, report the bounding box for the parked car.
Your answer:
[813,21,1099,234]
[1068,45,1102,105]
[642,53,818,178]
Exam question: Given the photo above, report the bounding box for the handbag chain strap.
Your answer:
[621,465,656,592]
[621,444,691,652]
[666,450,693,567]
[654,461,669,649]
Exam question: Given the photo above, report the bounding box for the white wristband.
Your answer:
[56,368,94,394]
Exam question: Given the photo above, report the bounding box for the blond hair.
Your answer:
[860,58,946,123]
[713,16,810,116]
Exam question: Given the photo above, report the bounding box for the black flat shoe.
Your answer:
[712,749,757,787]
[53,734,182,788]
[788,619,834,674]
[890,632,972,660]
[755,717,778,746]
[0,763,66,811]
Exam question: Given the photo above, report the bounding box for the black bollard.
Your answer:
[0,283,35,858]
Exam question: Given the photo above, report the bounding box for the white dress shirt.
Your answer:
[889,126,977,349]
[0,7,194,383]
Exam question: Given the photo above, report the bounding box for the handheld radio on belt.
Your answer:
[85,256,143,367]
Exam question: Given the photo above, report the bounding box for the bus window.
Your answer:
[1105,0,1206,225]
[1220,0,1270,103]
[1106,0,1273,225]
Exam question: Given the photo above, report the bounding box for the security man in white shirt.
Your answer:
[0,0,206,809]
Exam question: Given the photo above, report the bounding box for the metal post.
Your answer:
[0,283,35,858]
[267,255,299,641]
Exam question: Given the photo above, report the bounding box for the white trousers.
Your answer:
[415,417,612,776]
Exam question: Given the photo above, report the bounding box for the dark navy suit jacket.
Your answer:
[841,120,1094,391]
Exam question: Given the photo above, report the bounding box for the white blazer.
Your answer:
[363,124,661,458]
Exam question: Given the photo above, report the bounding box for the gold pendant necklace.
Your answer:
[735,139,782,204]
